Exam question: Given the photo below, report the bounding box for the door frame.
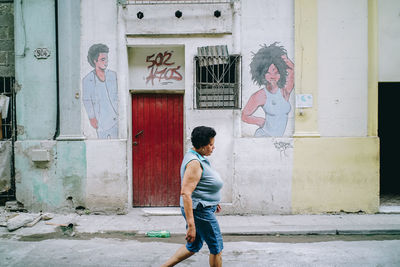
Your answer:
[129,90,185,207]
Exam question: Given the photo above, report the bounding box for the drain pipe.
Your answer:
[53,0,60,140]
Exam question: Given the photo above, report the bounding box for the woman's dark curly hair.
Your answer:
[191,126,216,149]
[250,42,290,88]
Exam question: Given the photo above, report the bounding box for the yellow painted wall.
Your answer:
[368,0,378,137]
[294,0,319,137]
[292,1,380,214]
[292,137,379,214]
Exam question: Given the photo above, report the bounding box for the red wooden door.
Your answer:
[132,93,183,206]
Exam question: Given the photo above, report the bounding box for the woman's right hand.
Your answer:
[256,118,266,128]
[186,224,196,243]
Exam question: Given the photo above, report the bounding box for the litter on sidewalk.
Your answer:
[0,202,55,232]
[145,230,171,238]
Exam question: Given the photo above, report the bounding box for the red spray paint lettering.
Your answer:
[145,51,183,85]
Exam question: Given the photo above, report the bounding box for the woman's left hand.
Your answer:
[216,204,222,213]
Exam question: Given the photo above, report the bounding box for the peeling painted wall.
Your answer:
[14,0,57,141]
[85,140,127,213]
[14,0,88,213]
[292,137,379,214]
[14,141,86,213]
[13,0,60,212]
[15,141,57,212]
[80,0,128,213]
[13,0,380,215]
[56,141,86,210]
[0,141,12,193]
[228,0,294,214]
[233,138,293,214]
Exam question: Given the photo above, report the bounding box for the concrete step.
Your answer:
[379,206,400,214]
[141,207,181,216]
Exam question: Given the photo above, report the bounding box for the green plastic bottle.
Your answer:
[145,230,171,238]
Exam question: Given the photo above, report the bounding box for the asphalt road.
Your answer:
[1,235,400,267]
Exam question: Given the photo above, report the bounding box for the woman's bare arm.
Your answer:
[282,54,294,101]
[181,160,202,243]
[241,89,267,127]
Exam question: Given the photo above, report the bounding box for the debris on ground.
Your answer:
[25,214,43,227]
[6,213,55,231]
[7,213,40,231]
[45,222,69,227]
[5,201,26,212]
[145,230,171,238]
[41,213,54,221]
[60,223,75,237]
[44,222,75,236]
[0,203,56,232]
[75,206,91,215]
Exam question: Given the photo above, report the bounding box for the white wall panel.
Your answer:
[378,0,400,81]
[318,0,368,136]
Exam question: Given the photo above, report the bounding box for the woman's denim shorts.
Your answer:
[181,204,223,255]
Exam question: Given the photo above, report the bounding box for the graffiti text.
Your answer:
[145,51,183,85]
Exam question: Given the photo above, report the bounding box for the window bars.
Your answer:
[0,77,15,141]
[0,77,16,204]
[194,54,241,109]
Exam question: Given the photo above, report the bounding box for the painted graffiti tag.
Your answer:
[145,51,183,85]
[272,138,293,158]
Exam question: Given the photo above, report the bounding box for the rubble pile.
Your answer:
[0,201,54,231]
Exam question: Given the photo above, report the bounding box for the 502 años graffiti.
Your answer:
[145,50,183,85]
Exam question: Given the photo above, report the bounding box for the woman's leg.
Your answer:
[161,245,195,267]
[209,252,222,267]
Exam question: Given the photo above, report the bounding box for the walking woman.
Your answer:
[162,126,224,267]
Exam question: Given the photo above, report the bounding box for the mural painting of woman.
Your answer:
[241,42,294,137]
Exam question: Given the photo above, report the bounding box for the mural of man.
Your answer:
[82,43,119,139]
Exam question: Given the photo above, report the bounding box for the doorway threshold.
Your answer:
[379,206,400,214]
[142,207,181,216]
[380,193,400,213]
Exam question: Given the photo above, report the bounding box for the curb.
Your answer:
[336,229,400,235]
[2,228,400,240]
[221,230,400,236]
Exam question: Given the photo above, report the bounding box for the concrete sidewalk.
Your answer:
[2,207,400,239]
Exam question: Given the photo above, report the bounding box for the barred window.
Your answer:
[194,54,241,109]
[0,77,15,140]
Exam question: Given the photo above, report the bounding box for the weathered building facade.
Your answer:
[6,0,398,214]
[0,1,14,203]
